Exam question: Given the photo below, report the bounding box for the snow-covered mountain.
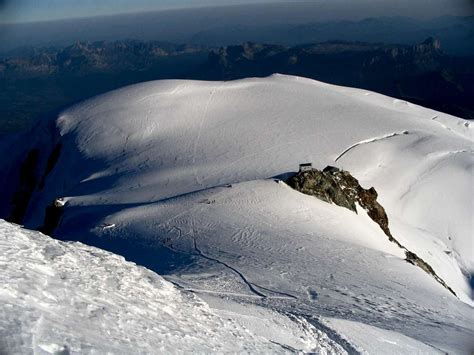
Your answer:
[1,74,472,353]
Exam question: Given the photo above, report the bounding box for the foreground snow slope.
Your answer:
[1,220,352,354]
[0,75,472,352]
[1,220,447,354]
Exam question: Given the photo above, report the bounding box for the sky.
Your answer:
[0,0,472,24]
[0,0,289,23]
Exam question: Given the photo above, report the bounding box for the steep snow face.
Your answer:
[0,75,473,352]
[0,220,348,354]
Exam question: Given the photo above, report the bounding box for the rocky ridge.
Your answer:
[286,166,457,297]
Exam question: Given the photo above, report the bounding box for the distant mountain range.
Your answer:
[201,39,474,120]
[189,16,474,56]
[1,37,473,134]
[0,41,209,133]
[1,12,472,56]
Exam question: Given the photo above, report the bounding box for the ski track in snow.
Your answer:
[193,237,268,298]
[399,149,472,202]
[192,85,221,186]
[168,216,300,301]
[190,216,298,300]
[334,131,409,162]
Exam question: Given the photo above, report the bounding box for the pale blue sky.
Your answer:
[0,0,471,24]
[1,0,290,23]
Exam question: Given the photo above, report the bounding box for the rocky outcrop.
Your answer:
[4,124,63,226]
[286,166,355,211]
[8,149,41,224]
[40,198,66,236]
[329,168,396,243]
[286,166,396,243]
[405,251,456,295]
[286,166,456,297]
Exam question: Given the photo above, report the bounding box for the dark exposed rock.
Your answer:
[286,166,456,297]
[333,171,396,243]
[286,167,395,242]
[40,198,66,236]
[406,251,456,296]
[39,142,62,190]
[322,166,340,173]
[4,124,63,225]
[286,169,356,212]
[7,149,40,224]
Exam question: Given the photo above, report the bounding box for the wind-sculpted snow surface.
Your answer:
[0,75,473,353]
[0,220,350,354]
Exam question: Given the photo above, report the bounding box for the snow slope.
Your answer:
[1,219,351,354]
[0,74,473,353]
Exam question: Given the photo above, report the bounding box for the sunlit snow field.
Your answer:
[1,75,472,353]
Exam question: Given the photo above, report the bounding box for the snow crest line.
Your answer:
[137,84,184,103]
[335,131,409,162]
